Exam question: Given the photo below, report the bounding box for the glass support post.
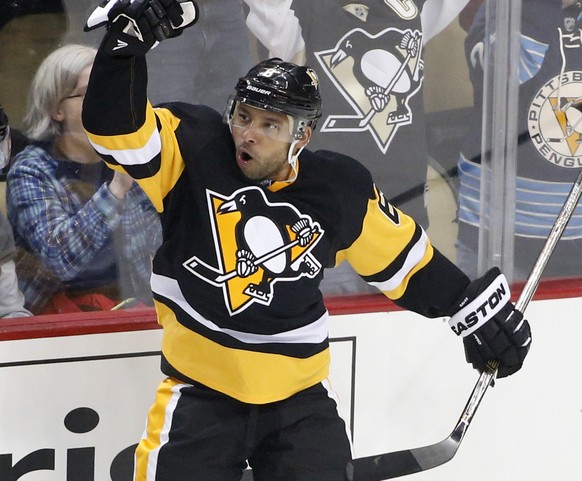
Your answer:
[477,0,522,283]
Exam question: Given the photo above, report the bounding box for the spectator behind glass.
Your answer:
[7,44,162,315]
[0,104,32,318]
[243,0,470,294]
[456,0,582,280]
[59,0,254,112]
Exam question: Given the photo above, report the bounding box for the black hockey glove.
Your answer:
[84,0,199,57]
[447,267,531,378]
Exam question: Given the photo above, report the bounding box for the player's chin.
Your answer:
[236,159,263,181]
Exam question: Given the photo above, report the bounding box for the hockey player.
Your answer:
[81,1,531,480]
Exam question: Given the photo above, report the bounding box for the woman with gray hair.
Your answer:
[6,44,162,314]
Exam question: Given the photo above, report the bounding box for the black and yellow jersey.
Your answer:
[83,49,470,404]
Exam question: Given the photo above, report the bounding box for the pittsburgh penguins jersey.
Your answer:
[83,48,470,404]
[458,0,582,278]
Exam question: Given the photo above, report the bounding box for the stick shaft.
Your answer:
[514,168,582,312]
[474,169,582,431]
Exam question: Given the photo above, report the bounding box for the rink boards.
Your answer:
[0,294,581,480]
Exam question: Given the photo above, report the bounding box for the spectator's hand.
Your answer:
[85,0,199,57]
[447,267,532,378]
[108,171,134,200]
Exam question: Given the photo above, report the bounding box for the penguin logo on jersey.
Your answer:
[183,186,324,315]
[528,70,582,168]
[314,27,423,154]
[527,29,582,168]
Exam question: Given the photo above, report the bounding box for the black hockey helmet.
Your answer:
[225,58,322,138]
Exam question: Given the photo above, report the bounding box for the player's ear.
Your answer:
[297,126,312,148]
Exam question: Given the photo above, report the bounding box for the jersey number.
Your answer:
[379,190,400,225]
[384,0,418,19]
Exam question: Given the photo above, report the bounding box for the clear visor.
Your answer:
[224,97,309,142]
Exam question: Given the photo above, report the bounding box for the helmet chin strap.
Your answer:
[257,140,304,188]
[286,139,302,183]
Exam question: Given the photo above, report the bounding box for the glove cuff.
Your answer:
[448,272,510,337]
[101,28,157,57]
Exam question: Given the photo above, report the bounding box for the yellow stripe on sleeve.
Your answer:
[87,104,186,212]
[87,102,159,151]
[335,189,434,300]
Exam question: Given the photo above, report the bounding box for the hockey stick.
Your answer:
[347,167,582,481]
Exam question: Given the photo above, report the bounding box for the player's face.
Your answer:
[230,103,294,182]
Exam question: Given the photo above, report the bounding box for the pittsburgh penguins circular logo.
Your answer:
[527,71,582,168]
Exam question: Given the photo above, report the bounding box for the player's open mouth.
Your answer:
[238,149,253,164]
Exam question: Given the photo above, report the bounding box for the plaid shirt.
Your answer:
[7,144,162,310]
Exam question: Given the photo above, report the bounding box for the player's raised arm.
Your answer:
[81,0,199,211]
